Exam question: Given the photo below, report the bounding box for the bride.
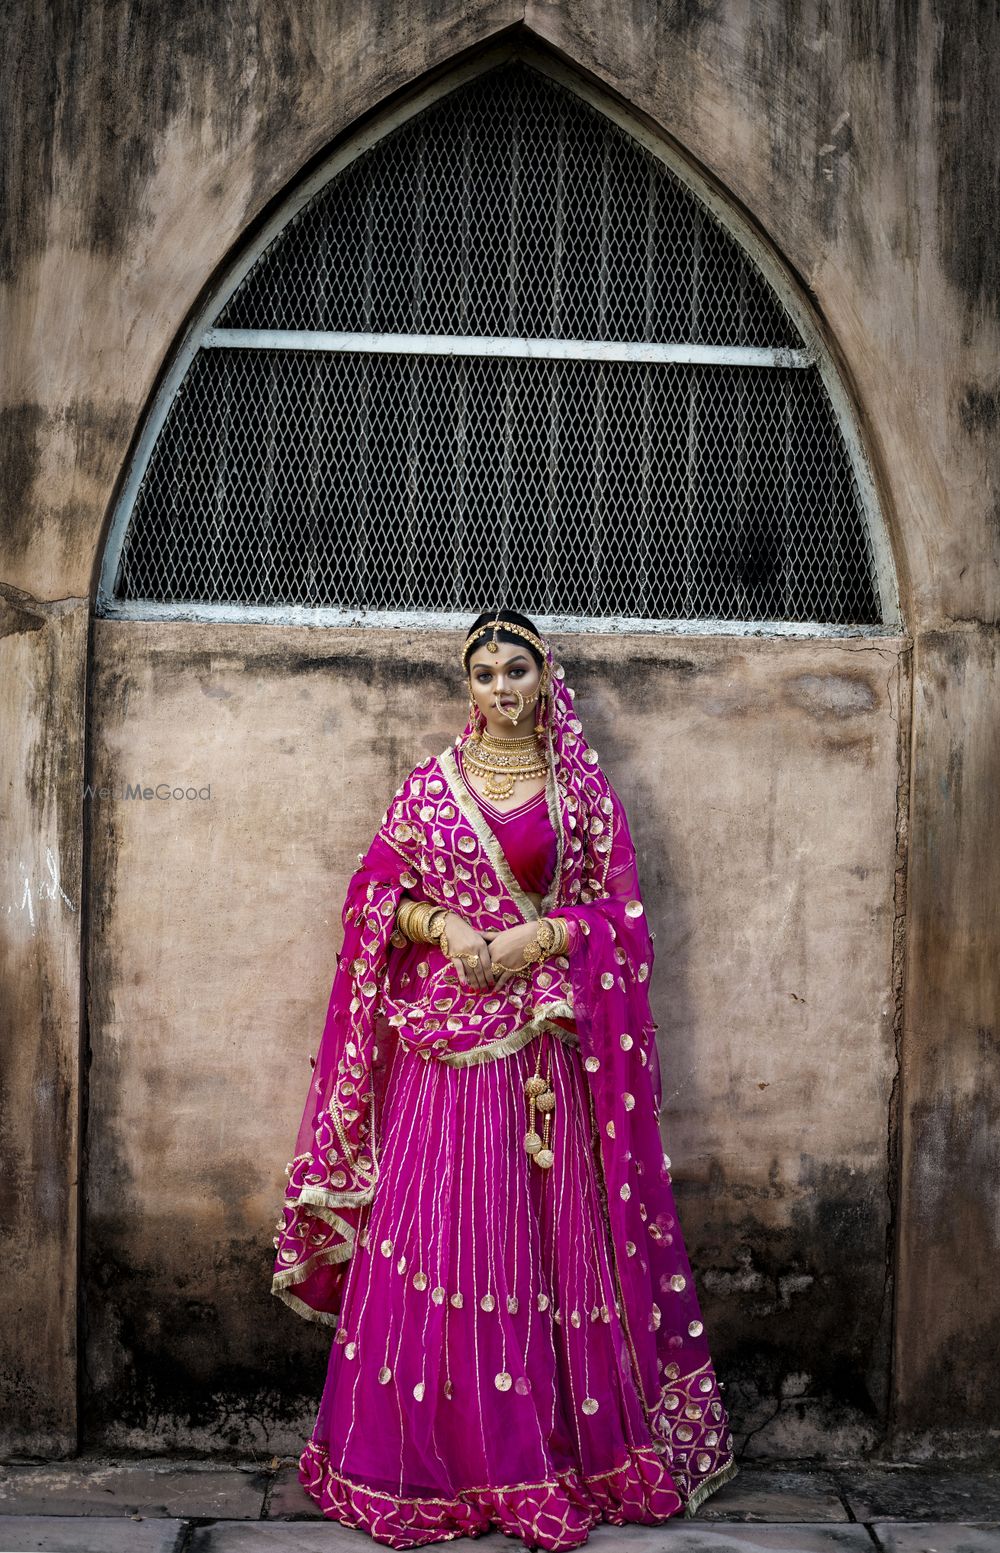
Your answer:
[271,610,737,1549]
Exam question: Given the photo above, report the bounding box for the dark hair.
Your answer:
[464,609,545,673]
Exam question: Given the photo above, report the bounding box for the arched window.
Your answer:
[99,56,896,633]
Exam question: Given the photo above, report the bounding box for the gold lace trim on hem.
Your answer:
[303,1438,683,1508]
[682,1456,740,1517]
[295,1182,377,1211]
[272,1210,357,1292]
[271,1285,340,1327]
[382,833,419,867]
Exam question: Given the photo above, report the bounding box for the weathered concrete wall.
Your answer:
[895,628,1000,1457]
[0,591,87,1455]
[1,0,998,1457]
[81,624,907,1453]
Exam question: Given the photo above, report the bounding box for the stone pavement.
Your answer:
[0,1460,998,1553]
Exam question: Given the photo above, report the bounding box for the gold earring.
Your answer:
[534,666,550,734]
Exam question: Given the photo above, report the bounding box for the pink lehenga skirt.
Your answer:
[298,1025,697,1549]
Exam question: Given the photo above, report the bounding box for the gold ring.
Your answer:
[460,951,481,968]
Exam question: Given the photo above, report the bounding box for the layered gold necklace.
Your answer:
[463,728,548,802]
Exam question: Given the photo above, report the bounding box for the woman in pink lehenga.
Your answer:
[270,610,738,1549]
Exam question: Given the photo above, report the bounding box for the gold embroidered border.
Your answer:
[540,729,566,917]
[271,1228,354,1291]
[296,1182,377,1211]
[272,1286,340,1327]
[381,833,418,867]
[432,1006,577,1068]
[272,1205,365,1317]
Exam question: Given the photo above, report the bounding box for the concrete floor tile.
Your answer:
[837,1471,1000,1524]
[0,1514,185,1551]
[265,1466,323,1519]
[0,1463,269,1519]
[187,1524,417,1550]
[871,1526,1000,1553]
[696,1469,849,1522]
[189,1527,526,1551]
[583,1524,874,1552]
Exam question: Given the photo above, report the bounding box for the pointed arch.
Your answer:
[97,46,899,635]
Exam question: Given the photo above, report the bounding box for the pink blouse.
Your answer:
[457,749,556,895]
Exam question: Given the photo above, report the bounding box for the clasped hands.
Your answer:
[442,913,546,992]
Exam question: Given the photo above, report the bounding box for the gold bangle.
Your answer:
[395,900,434,945]
[546,916,569,956]
[427,907,449,946]
[506,918,555,974]
[401,902,451,946]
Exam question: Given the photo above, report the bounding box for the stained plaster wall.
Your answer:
[1,0,997,1459]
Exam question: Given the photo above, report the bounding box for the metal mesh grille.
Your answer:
[116,348,880,623]
[218,64,798,348]
[109,62,883,626]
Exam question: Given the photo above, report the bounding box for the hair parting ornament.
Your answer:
[460,615,548,670]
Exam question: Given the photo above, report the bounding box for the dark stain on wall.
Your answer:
[685,1157,891,1452]
[900,1090,1000,1422]
[79,1169,892,1451]
[2,0,303,282]
[0,405,45,547]
[83,1235,330,1448]
[957,381,1000,439]
[931,0,1000,326]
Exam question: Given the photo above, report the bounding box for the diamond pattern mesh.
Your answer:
[218,64,799,348]
[110,62,883,625]
[115,349,880,622]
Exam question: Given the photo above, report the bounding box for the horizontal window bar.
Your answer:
[201,329,814,368]
[95,599,899,638]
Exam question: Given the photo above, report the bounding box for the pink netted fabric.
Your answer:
[299,1437,688,1551]
[271,636,739,1542]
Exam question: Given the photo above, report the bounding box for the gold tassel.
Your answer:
[524,1037,555,1170]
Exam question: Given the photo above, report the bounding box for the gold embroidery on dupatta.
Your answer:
[272,1199,359,1305]
[273,1289,340,1327]
[582,1075,650,1428]
[430,746,574,1067]
[539,729,566,916]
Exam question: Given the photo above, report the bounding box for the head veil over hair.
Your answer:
[271,624,736,1513]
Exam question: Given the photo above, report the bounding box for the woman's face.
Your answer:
[467,642,543,737]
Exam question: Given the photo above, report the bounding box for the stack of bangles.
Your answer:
[391,899,571,972]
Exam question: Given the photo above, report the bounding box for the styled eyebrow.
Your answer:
[470,653,531,670]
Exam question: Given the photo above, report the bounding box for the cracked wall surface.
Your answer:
[1,0,998,1457]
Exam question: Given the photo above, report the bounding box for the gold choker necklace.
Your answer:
[464,728,547,802]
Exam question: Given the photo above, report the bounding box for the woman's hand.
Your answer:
[441,911,495,991]
[483,922,543,990]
